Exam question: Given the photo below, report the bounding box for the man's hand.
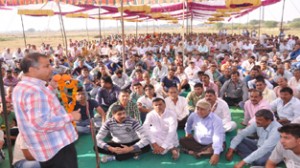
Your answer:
[152,143,165,154]
[225,148,234,161]
[234,160,246,168]
[116,145,134,154]
[70,109,81,121]
[107,146,122,154]
[209,154,219,165]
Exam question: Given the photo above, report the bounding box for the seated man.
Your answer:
[266,123,300,168]
[220,71,248,107]
[130,82,144,104]
[204,89,237,132]
[243,89,271,125]
[96,76,120,112]
[255,79,276,104]
[143,98,180,160]
[13,134,40,168]
[161,66,181,97]
[271,87,300,125]
[202,73,218,96]
[106,89,140,122]
[74,87,106,134]
[186,83,205,112]
[96,105,150,163]
[226,109,281,167]
[180,100,225,166]
[137,84,163,123]
[165,86,189,129]
[111,69,131,90]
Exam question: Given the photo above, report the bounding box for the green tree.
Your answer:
[290,21,300,28]
[249,20,260,26]
[264,21,278,28]
[293,18,300,22]
[215,22,224,29]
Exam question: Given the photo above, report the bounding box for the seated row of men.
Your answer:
[96,97,300,168]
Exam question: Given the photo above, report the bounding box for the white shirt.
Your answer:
[184,66,200,81]
[211,98,232,127]
[143,108,179,150]
[271,97,300,121]
[269,142,300,168]
[111,73,131,90]
[165,96,189,121]
[13,135,27,164]
[288,77,300,89]
[152,65,168,81]
[137,95,162,109]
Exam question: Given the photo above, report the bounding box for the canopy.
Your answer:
[0,0,281,23]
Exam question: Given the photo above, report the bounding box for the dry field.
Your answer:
[0,26,299,52]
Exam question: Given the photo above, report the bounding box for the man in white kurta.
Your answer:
[204,89,237,132]
[143,97,179,160]
[164,86,189,129]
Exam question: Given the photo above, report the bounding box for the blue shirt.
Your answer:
[161,76,180,90]
[185,112,225,154]
[230,121,281,164]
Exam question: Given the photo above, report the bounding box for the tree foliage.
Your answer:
[264,21,278,28]
[215,22,224,29]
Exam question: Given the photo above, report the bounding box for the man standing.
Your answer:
[143,98,180,160]
[266,123,300,168]
[226,109,281,168]
[12,53,81,168]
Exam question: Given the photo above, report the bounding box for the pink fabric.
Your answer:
[243,99,271,125]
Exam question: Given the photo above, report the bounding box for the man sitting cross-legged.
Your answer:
[180,100,225,166]
[226,109,281,168]
[143,98,180,160]
[96,105,150,163]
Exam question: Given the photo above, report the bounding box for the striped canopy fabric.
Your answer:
[0,0,182,6]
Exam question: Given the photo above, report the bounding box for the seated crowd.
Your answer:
[1,31,300,168]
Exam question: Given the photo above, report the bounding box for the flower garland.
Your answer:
[53,74,78,125]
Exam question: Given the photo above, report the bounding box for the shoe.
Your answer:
[101,155,115,163]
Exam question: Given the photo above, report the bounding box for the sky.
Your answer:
[0,0,299,33]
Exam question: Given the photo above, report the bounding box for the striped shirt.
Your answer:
[106,101,141,122]
[12,76,77,162]
[96,117,149,152]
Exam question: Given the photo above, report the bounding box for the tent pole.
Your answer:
[20,15,27,48]
[135,21,138,43]
[258,6,262,38]
[121,0,126,72]
[98,5,102,42]
[182,0,185,57]
[57,2,68,57]
[86,18,89,42]
[280,0,286,31]
[0,61,13,168]
[186,0,188,35]
[191,15,193,34]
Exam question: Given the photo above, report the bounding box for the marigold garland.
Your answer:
[53,74,78,126]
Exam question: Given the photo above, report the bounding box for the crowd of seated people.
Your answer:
[1,31,300,167]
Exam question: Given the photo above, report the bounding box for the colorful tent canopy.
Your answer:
[1,0,282,23]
